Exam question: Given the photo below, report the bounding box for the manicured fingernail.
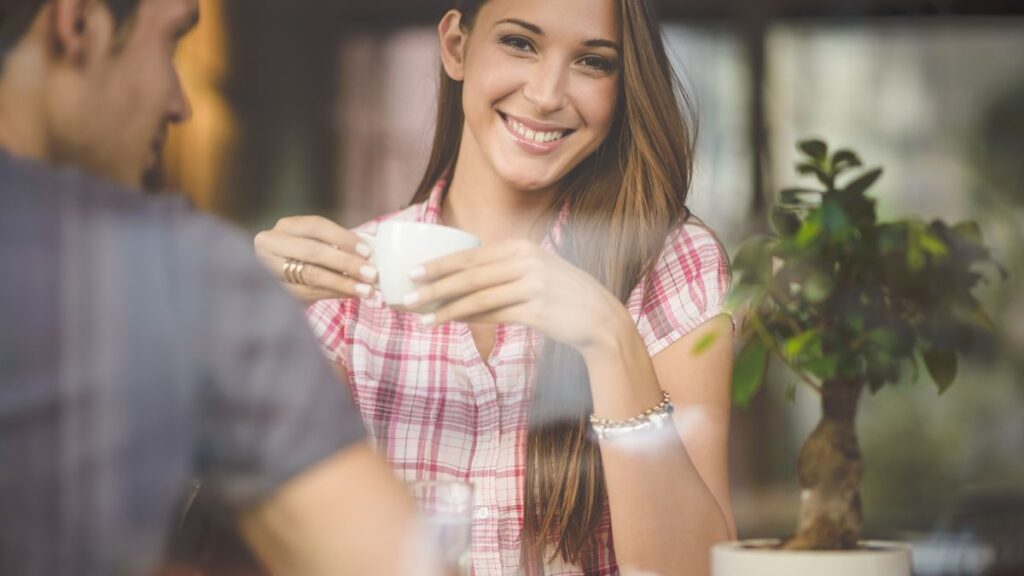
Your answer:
[355,283,373,297]
[403,291,421,307]
[356,243,372,258]
[408,266,426,280]
[360,265,378,281]
[420,313,437,326]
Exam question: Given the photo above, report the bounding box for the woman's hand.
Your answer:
[254,216,379,303]
[403,240,622,354]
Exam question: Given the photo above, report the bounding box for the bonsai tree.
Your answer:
[728,139,1003,550]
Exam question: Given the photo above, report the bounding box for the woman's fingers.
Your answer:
[413,240,529,282]
[259,253,375,302]
[423,279,539,326]
[253,215,376,302]
[255,231,378,284]
[404,259,528,311]
[271,215,372,259]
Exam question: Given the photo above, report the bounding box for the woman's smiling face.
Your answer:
[443,0,622,191]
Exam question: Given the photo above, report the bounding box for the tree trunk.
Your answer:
[781,379,864,550]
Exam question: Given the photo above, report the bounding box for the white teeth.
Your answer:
[506,116,566,144]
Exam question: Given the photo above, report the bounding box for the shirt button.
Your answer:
[475,506,491,520]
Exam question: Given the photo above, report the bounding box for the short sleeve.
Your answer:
[182,214,367,512]
[306,298,351,371]
[629,222,732,357]
[302,214,407,374]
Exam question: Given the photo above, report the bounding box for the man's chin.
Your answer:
[141,163,164,194]
[102,162,149,191]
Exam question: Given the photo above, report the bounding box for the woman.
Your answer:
[255,0,736,573]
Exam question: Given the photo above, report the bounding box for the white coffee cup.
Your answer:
[359,222,481,311]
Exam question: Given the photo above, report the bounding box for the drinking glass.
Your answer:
[409,480,474,576]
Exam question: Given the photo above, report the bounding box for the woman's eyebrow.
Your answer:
[494,18,621,53]
[495,18,544,35]
[583,39,621,53]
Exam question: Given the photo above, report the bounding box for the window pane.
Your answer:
[766,22,1024,570]
[664,25,753,247]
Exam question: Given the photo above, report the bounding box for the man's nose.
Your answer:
[168,71,193,124]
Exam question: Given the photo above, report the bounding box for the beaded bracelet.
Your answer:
[590,391,674,440]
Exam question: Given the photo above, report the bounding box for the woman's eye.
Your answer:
[580,56,615,72]
[499,35,535,53]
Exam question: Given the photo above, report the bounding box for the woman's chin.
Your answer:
[495,165,563,193]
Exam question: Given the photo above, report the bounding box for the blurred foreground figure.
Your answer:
[0,1,431,574]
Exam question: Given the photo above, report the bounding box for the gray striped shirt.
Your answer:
[0,150,366,575]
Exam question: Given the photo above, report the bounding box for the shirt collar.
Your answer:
[420,179,446,225]
[420,178,570,251]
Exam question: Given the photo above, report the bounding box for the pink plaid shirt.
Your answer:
[307,182,730,575]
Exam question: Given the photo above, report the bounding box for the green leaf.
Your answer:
[691,332,719,356]
[953,221,983,245]
[783,330,819,361]
[733,237,775,285]
[797,162,831,187]
[802,356,838,380]
[878,223,908,256]
[781,188,820,206]
[799,139,828,162]
[841,193,878,228]
[832,149,863,171]
[919,232,949,258]
[923,350,958,394]
[724,285,766,316]
[795,213,824,248]
[732,340,770,408]
[843,167,884,196]
[822,196,850,235]
[907,242,926,272]
[866,329,900,350]
[804,273,834,304]
[772,207,802,236]
[972,308,995,332]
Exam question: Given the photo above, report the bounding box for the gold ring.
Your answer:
[283,259,293,283]
[284,259,306,285]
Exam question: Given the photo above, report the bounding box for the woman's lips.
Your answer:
[500,112,574,155]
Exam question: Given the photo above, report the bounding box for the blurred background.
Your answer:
[160,1,1024,574]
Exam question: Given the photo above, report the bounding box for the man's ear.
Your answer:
[438,10,468,82]
[48,0,110,67]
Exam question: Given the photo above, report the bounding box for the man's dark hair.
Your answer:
[0,0,141,70]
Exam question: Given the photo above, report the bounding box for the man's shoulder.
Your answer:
[0,150,257,285]
[0,150,193,223]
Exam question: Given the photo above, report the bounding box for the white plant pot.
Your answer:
[712,539,912,576]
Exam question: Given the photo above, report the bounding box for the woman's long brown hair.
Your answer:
[411,0,696,570]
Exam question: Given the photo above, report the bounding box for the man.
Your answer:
[0,1,431,574]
